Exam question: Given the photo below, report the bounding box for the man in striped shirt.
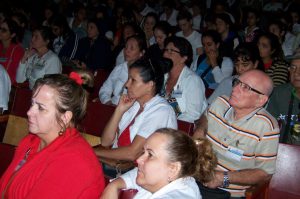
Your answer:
[193,70,280,198]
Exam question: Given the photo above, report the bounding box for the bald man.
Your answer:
[193,70,280,198]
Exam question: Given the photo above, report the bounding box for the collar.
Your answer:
[224,106,263,122]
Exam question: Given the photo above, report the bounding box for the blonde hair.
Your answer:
[156,128,217,183]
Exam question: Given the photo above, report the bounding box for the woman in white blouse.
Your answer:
[16,26,62,89]
[101,128,217,199]
[94,59,177,178]
[99,35,146,105]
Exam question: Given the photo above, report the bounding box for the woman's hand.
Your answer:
[21,47,35,63]
[207,50,218,68]
[100,178,126,199]
[116,94,135,114]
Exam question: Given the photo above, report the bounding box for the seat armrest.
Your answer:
[245,179,270,199]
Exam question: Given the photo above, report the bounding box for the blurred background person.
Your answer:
[16,26,62,89]
[0,64,10,114]
[0,18,24,85]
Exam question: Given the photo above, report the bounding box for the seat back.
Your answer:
[268,143,300,199]
[0,143,15,177]
[3,87,31,146]
[90,69,110,100]
[79,101,115,146]
[177,120,194,136]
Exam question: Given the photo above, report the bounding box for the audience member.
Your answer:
[99,35,146,105]
[208,43,260,104]
[0,73,105,198]
[267,49,300,145]
[176,10,203,62]
[243,8,262,43]
[16,26,62,89]
[159,0,178,27]
[142,12,158,47]
[0,18,24,84]
[0,64,11,114]
[191,30,233,90]
[101,128,216,199]
[94,58,177,178]
[257,32,289,86]
[68,4,87,39]
[162,36,207,123]
[11,12,32,49]
[194,70,279,198]
[73,18,112,71]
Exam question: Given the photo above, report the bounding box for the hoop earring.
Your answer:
[58,129,64,136]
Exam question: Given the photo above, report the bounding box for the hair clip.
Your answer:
[69,72,83,85]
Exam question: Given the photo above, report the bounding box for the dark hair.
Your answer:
[144,12,159,26]
[164,36,193,66]
[125,34,147,53]
[153,21,172,36]
[3,18,22,43]
[258,32,284,60]
[177,10,192,22]
[215,13,232,27]
[51,15,73,39]
[246,7,260,19]
[129,57,171,95]
[268,20,287,35]
[202,29,222,45]
[233,43,259,63]
[88,18,108,36]
[156,128,217,183]
[33,26,55,50]
[11,12,29,28]
[33,74,88,130]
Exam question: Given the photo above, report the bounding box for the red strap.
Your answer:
[117,120,134,147]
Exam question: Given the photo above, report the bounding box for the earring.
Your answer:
[168,177,172,183]
[58,129,64,136]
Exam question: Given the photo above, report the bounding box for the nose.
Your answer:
[27,105,34,117]
[136,153,145,165]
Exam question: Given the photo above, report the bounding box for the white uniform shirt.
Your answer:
[121,168,201,199]
[112,95,177,148]
[159,9,178,27]
[99,62,128,105]
[164,66,207,123]
[16,50,62,89]
[0,64,11,112]
[176,30,202,62]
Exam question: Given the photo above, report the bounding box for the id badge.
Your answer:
[225,146,244,162]
[171,89,182,98]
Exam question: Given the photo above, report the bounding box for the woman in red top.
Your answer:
[0,73,105,198]
[0,19,24,84]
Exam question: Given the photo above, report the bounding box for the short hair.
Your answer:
[156,128,217,183]
[50,15,73,38]
[125,34,147,53]
[215,13,232,27]
[32,74,88,130]
[164,36,193,67]
[233,43,259,63]
[129,57,171,95]
[33,26,55,50]
[177,10,192,22]
[202,29,222,45]
[153,21,172,36]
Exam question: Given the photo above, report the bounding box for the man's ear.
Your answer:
[257,95,269,107]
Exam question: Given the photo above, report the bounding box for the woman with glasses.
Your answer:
[208,43,261,104]
[0,18,24,84]
[162,36,207,123]
[16,26,62,89]
[94,58,177,178]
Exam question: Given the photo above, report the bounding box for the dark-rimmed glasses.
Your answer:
[163,48,180,54]
[232,78,265,95]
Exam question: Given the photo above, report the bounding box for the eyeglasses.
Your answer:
[163,48,181,54]
[0,27,8,33]
[232,78,265,95]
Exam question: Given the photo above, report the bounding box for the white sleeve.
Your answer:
[136,105,177,138]
[16,62,28,83]
[211,57,233,83]
[190,56,199,72]
[0,67,11,110]
[44,56,62,74]
[177,75,207,122]
[99,67,117,104]
[120,168,139,189]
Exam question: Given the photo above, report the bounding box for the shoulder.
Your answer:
[209,95,231,111]
[222,57,233,64]
[253,108,279,131]
[145,96,174,113]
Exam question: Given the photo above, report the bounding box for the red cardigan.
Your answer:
[0,43,24,84]
[0,128,105,198]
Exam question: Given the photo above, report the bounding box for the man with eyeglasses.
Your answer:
[267,50,300,145]
[193,69,279,198]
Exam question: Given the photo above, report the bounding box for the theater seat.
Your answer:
[177,120,194,136]
[0,143,15,177]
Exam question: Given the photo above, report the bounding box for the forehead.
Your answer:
[166,42,178,49]
[33,85,57,105]
[146,133,169,151]
[291,59,300,67]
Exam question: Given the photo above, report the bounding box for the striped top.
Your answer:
[207,96,280,197]
[266,59,289,87]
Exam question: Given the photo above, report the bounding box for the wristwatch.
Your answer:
[223,171,230,188]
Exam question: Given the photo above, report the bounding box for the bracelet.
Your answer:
[222,171,230,188]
